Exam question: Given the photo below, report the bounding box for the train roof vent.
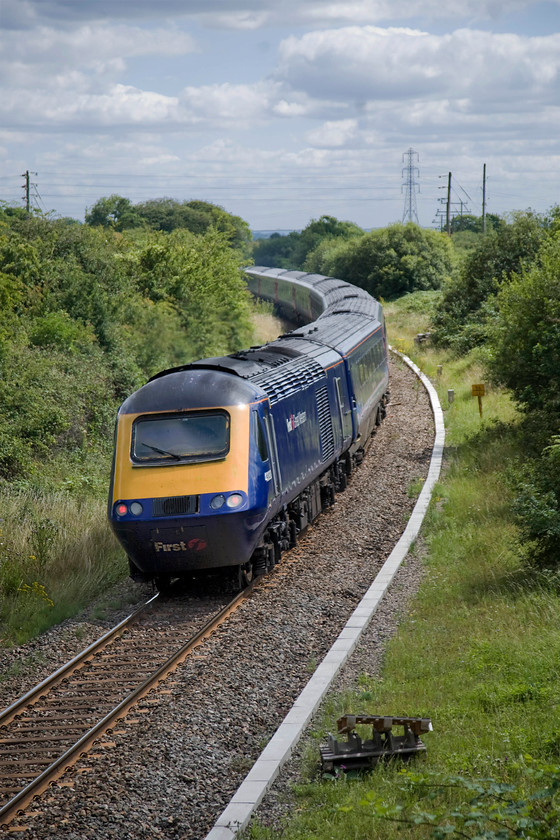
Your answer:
[251,356,325,404]
[221,349,295,376]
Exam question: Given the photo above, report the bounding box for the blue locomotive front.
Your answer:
[108,367,275,586]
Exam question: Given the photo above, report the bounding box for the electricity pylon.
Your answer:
[401,148,420,224]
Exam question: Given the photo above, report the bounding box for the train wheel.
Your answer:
[289,519,297,548]
[154,574,172,594]
[236,561,253,590]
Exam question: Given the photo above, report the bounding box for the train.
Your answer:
[108,267,390,591]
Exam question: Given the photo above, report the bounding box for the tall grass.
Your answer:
[247,290,560,839]
[0,489,125,644]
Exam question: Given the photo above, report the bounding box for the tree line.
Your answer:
[0,201,253,489]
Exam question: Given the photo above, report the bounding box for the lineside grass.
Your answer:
[246,291,560,839]
[0,490,126,645]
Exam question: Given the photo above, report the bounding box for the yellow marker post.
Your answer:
[472,383,485,417]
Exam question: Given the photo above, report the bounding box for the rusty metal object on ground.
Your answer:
[320,714,432,773]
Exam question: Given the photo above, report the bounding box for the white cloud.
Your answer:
[139,153,181,166]
[0,24,196,71]
[0,21,197,128]
[273,99,309,117]
[0,84,180,128]
[196,10,272,30]
[276,26,560,113]
[179,81,282,124]
[306,119,359,147]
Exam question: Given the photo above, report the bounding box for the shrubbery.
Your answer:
[432,210,553,353]
[252,215,363,270]
[85,194,252,254]
[420,204,560,571]
[308,222,454,299]
[0,207,253,488]
[485,232,560,567]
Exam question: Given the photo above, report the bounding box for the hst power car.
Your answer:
[108,268,389,590]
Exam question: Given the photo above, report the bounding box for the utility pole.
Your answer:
[446,172,452,235]
[401,148,420,224]
[22,170,30,214]
[482,163,487,233]
[21,170,39,215]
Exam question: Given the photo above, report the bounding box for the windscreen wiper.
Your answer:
[142,442,182,461]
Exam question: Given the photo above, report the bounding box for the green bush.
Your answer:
[29,311,95,351]
[320,223,454,299]
[252,215,363,270]
[433,210,551,352]
[487,234,560,418]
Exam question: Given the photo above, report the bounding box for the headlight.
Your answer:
[130,502,143,516]
[226,493,243,509]
[210,494,226,510]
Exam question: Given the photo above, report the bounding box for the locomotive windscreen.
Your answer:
[131,410,230,464]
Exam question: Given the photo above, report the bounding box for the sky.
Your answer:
[1,0,560,231]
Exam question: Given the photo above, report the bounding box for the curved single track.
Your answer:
[0,586,251,829]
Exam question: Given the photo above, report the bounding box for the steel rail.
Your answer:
[0,584,252,828]
[0,594,159,729]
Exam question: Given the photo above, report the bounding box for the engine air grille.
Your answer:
[153,496,198,517]
[317,384,335,462]
[252,357,326,404]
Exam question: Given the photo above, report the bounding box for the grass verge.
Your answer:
[245,291,560,839]
[0,490,126,645]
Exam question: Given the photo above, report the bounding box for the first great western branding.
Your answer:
[286,411,307,432]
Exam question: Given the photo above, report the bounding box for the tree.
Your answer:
[487,233,560,418]
[433,210,549,352]
[183,200,252,253]
[128,197,252,254]
[486,232,560,568]
[318,223,454,299]
[252,216,363,269]
[449,213,503,234]
[251,230,302,268]
[85,195,142,231]
[134,198,199,233]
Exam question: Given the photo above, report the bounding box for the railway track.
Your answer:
[0,586,250,829]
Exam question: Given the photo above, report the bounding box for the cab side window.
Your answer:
[252,412,270,462]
